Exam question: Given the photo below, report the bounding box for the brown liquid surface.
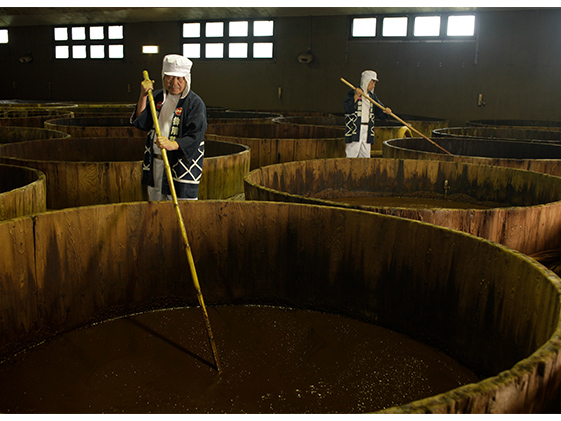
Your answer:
[317,192,507,210]
[0,305,480,413]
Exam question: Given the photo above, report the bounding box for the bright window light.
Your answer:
[229,21,248,37]
[108,25,123,40]
[447,15,475,36]
[0,29,8,44]
[414,16,441,36]
[72,45,87,59]
[254,42,273,58]
[108,44,124,58]
[229,42,248,58]
[382,17,408,37]
[72,27,86,40]
[90,26,104,40]
[183,23,200,38]
[254,20,273,36]
[206,22,224,37]
[183,43,201,58]
[352,18,377,37]
[142,45,159,54]
[55,45,69,59]
[90,45,105,58]
[205,43,224,58]
[54,27,68,41]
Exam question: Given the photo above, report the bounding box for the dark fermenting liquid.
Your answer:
[0,305,480,413]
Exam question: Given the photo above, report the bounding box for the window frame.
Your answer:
[182,18,275,60]
[53,24,125,60]
[349,12,477,42]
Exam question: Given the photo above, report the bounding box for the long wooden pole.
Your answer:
[340,77,453,156]
[143,70,222,374]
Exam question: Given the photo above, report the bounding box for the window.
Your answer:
[352,18,377,37]
[447,15,475,36]
[414,16,440,37]
[0,29,8,44]
[351,13,476,40]
[183,19,274,59]
[54,24,124,59]
[382,17,408,37]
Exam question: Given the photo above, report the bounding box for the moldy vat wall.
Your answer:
[0,8,560,125]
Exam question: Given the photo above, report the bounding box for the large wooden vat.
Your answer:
[0,126,70,145]
[434,127,561,144]
[244,158,561,255]
[69,103,136,118]
[467,119,561,132]
[0,109,75,128]
[44,117,146,138]
[0,163,46,220]
[205,122,345,170]
[0,137,249,207]
[0,201,560,413]
[207,110,282,124]
[0,137,147,209]
[383,137,561,177]
[198,140,251,199]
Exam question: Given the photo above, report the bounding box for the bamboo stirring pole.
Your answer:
[340,77,453,156]
[143,70,222,374]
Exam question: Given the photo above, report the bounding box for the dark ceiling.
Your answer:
[0,6,498,28]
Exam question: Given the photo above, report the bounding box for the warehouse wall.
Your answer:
[1,8,560,125]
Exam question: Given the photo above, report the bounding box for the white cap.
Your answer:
[360,70,379,94]
[162,54,192,77]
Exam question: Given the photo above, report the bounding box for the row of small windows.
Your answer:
[352,15,475,38]
[182,20,274,59]
[1,15,474,58]
[54,25,124,59]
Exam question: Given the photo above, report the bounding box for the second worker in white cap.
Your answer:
[343,70,392,158]
[132,54,207,200]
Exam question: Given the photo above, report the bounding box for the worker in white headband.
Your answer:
[132,54,207,200]
[343,70,392,158]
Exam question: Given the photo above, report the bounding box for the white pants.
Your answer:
[345,125,371,158]
[148,158,197,201]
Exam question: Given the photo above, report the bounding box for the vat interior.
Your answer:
[1,200,559,399]
[248,158,561,207]
[0,165,40,193]
[0,304,480,413]
[206,122,344,138]
[386,136,561,159]
[204,139,249,158]
[434,127,561,142]
[0,127,66,142]
[50,117,133,127]
[0,137,145,162]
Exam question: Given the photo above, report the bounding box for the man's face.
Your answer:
[368,79,377,92]
[164,75,187,95]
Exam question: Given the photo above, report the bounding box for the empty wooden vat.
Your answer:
[244,158,561,255]
[207,110,282,124]
[0,201,560,413]
[0,163,46,220]
[434,127,561,144]
[0,137,147,209]
[198,140,251,199]
[383,136,561,177]
[0,108,76,128]
[0,126,70,145]
[0,137,251,207]
[467,119,561,132]
[44,117,146,138]
[205,122,346,170]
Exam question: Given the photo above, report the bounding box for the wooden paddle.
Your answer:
[143,70,222,374]
[340,77,453,155]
